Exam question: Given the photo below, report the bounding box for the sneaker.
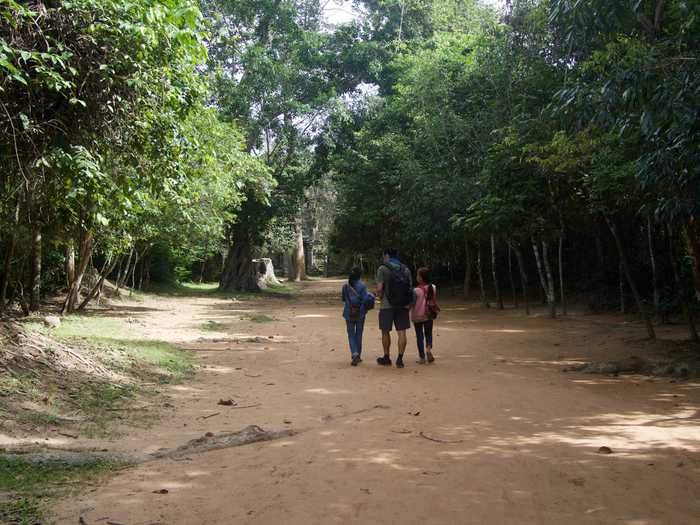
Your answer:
[416,358,426,364]
[396,355,404,368]
[427,350,435,363]
[351,355,360,366]
[376,355,392,366]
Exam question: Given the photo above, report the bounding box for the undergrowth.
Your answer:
[0,458,119,525]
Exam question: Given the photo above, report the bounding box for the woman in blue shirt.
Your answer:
[342,266,371,366]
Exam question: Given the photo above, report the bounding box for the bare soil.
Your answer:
[45,279,700,525]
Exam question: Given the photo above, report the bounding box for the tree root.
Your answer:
[0,425,298,466]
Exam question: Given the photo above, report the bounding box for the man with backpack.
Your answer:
[375,248,413,368]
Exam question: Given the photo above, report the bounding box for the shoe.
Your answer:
[427,350,435,363]
[376,355,392,366]
[396,355,404,368]
[416,358,426,364]
[351,355,360,366]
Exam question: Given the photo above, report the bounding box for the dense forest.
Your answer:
[1,0,699,340]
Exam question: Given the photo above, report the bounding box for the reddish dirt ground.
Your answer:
[51,279,700,525]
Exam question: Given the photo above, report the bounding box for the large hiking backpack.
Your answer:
[386,264,412,308]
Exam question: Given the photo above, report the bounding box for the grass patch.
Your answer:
[240,313,276,323]
[16,316,194,436]
[0,458,118,525]
[16,410,61,428]
[28,316,195,383]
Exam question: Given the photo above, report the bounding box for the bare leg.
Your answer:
[397,330,407,356]
[382,331,391,357]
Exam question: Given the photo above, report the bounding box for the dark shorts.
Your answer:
[379,308,410,332]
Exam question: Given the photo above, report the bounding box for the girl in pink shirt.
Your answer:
[411,267,436,364]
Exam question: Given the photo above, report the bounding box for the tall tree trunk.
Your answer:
[606,216,655,339]
[684,215,700,302]
[463,238,472,300]
[115,248,132,296]
[62,231,94,314]
[668,226,699,342]
[531,236,549,308]
[542,240,556,319]
[477,242,488,308]
[507,241,518,308]
[491,234,503,310]
[512,244,530,315]
[290,215,306,282]
[619,259,627,314]
[647,217,661,320]
[128,249,140,295]
[29,225,42,311]
[0,234,16,313]
[220,242,260,292]
[65,238,76,289]
[558,222,567,315]
[0,201,19,312]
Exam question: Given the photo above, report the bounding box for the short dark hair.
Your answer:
[383,247,398,258]
[349,266,361,285]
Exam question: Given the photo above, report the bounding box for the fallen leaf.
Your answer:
[152,489,169,494]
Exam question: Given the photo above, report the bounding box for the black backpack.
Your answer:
[386,264,412,308]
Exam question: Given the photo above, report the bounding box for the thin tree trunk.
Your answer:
[647,217,661,320]
[1,201,19,312]
[542,240,556,318]
[62,231,94,314]
[78,255,117,311]
[491,234,503,310]
[0,235,16,313]
[531,236,549,308]
[463,238,472,300]
[668,226,698,342]
[607,216,655,339]
[128,249,140,295]
[558,226,567,315]
[619,259,627,314]
[513,244,530,315]
[29,225,42,311]
[684,215,700,302]
[115,247,133,296]
[65,238,76,289]
[507,241,518,308]
[290,215,306,282]
[477,243,488,308]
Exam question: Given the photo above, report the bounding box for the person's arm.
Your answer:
[375,267,384,301]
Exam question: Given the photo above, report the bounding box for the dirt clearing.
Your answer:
[47,279,700,525]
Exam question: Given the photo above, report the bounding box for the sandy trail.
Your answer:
[53,279,700,525]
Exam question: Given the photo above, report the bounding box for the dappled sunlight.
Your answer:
[295,314,329,319]
[304,387,352,395]
[512,408,700,454]
[335,448,422,472]
[268,440,297,448]
[486,329,526,334]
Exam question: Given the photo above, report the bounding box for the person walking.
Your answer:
[412,267,437,364]
[375,248,413,368]
[342,266,371,366]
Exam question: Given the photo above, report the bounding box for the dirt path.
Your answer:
[53,279,700,525]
